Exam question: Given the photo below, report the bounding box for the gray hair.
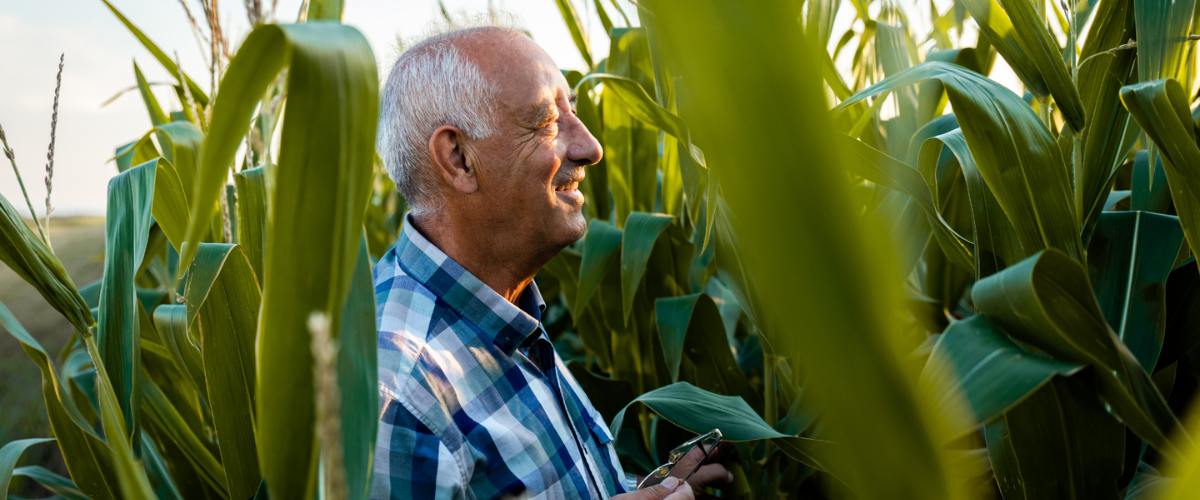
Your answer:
[377,17,524,215]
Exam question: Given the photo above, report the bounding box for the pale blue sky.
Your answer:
[0,0,623,215]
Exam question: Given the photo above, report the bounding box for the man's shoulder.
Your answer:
[372,246,466,435]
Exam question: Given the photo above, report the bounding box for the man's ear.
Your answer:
[429,125,479,194]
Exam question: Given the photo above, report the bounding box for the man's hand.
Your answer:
[611,477,695,500]
[668,441,735,492]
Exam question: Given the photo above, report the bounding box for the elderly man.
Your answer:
[371,23,730,500]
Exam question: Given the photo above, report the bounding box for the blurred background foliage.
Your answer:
[4,0,1200,498]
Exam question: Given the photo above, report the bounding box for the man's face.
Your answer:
[466,35,602,251]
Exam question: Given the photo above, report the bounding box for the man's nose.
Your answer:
[565,114,603,167]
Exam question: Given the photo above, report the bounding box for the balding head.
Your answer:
[377,25,525,215]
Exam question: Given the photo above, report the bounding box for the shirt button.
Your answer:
[504,339,513,351]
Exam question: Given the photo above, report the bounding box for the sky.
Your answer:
[0,0,620,216]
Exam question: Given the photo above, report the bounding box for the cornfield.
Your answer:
[2,0,1200,498]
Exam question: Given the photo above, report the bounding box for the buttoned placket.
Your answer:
[519,327,612,499]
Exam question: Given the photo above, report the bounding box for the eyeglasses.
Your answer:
[636,429,723,490]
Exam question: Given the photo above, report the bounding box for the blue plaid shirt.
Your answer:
[371,216,633,499]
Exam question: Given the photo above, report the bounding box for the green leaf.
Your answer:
[114,138,160,174]
[983,373,1125,500]
[133,62,171,165]
[1132,151,1172,214]
[554,0,594,68]
[917,128,1024,279]
[0,192,94,332]
[99,0,209,106]
[11,465,91,500]
[82,334,159,499]
[140,373,228,497]
[972,249,1187,461]
[1,438,56,496]
[202,24,378,498]
[154,122,205,206]
[836,61,1083,262]
[98,160,162,444]
[577,73,706,169]
[1076,0,1138,246]
[958,0,1085,131]
[609,382,848,482]
[186,243,262,499]
[1120,79,1200,269]
[575,218,623,316]
[654,293,763,412]
[621,212,673,324]
[842,134,974,273]
[926,315,1084,435]
[151,158,192,254]
[1088,211,1185,372]
[234,166,269,282]
[338,238,379,500]
[653,3,970,495]
[0,301,118,500]
[306,0,344,21]
[150,305,206,397]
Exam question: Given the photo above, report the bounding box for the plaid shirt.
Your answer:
[371,216,633,500]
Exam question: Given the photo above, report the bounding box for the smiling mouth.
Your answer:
[554,182,580,192]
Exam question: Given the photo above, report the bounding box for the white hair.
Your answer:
[377,17,524,215]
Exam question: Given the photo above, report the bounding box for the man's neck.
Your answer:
[411,211,544,304]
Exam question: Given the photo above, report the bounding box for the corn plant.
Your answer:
[4,0,1200,498]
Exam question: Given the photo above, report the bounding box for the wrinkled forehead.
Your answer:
[466,34,570,123]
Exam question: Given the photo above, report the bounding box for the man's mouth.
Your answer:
[554,182,580,192]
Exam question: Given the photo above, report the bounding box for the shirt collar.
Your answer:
[394,214,545,355]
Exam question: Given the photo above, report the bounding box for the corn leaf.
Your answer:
[926,315,1084,435]
[0,302,118,500]
[917,128,1024,279]
[177,24,379,498]
[306,0,344,21]
[654,293,762,412]
[575,219,623,316]
[99,0,209,106]
[958,0,1085,132]
[1120,79,1200,270]
[554,0,594,68]
[98,160,165,444]
[150,304,206,397]
[576,74,706,168]
[186,243,262,499]
[0,193,94,332]
[1131,151,1172,213]
[11,465,90,500]
[82,334,158,499]
[1076,0,1139,246]
[620,212,673,324]
[837,61,1083,262]
[609,382,848,482]
[652,1,971,498]
[1088,211,1185,372]
[983,373,1125,499]
[972,249,1188,461]
[234,167,268,281]
[338,238,379,500]
[140,373,228,496]
[151,159,192,253]
[842,135,974,273]
[1,438,57,496]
